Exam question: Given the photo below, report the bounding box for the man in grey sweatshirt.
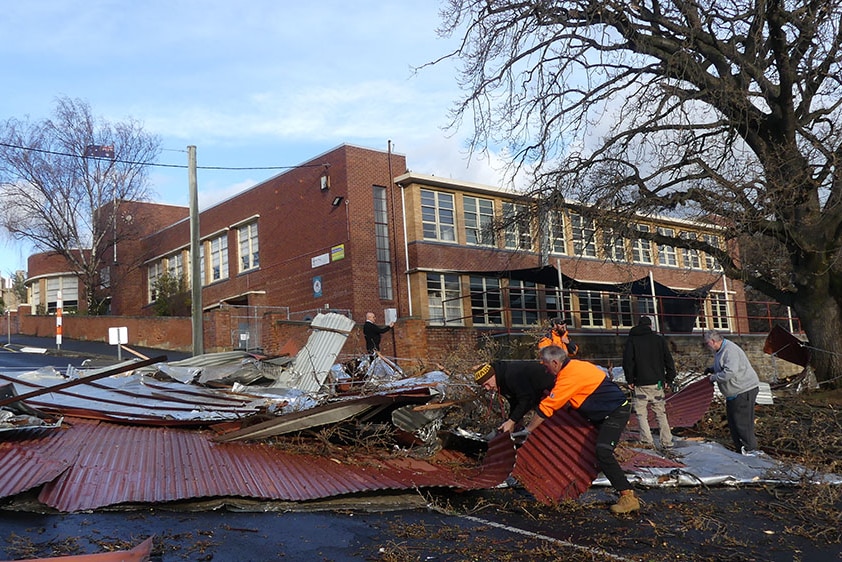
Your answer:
[703,330,761,454]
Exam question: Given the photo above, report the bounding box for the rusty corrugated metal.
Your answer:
[764,324,810,367]
[0,417,516,513]
[626,377,713,433]
[512,407,599,504]
[618,447,685,470]
[272,312,355,392]
[0,427,76,499]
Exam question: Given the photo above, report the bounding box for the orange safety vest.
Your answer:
[537,329,578,356]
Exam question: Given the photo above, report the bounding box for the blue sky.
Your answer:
[1,1,510,274]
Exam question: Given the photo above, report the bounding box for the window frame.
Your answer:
[420,189,456,242]
[570,213,597,258]
[463,195,496,247]
[238,222,260,273]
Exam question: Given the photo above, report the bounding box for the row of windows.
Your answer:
[147,222,259,302]
[29,276,79,314]
[420,189,722,270]
[426,273,731,331]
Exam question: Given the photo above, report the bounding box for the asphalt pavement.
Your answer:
[2,334,192,364]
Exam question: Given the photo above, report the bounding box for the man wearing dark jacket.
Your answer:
[363,312,393,355]
[622,316,677,449]
[474,360,556,433]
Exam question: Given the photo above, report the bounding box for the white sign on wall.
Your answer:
[311,253,330,268]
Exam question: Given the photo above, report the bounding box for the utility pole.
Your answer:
[188,146,203,356]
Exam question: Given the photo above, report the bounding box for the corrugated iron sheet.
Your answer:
[764,324,810,367]
[0,371,265,425]
[512,407,599,504]
[215,395,399,442]
[0,427,76,500]
[272,312,355,393]
[0,416,516,513]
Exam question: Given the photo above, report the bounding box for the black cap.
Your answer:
[551,317,567,326]
[639,316,652,326]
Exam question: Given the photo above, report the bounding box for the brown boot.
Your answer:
[610,489,640,514]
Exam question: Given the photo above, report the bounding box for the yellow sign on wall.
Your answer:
[331,244,345,261]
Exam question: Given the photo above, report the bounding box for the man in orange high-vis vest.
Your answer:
[525,345,638,514]
[536,317,578,357]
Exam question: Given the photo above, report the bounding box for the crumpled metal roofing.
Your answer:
[0,370,267,425]
[512,407,599,504]
[212,391,432,442]
[0,417,516,513]
[271,312,355,393]
[764,324,810,367]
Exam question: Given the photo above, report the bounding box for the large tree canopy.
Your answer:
[0,96,160,314]
[438,0,842,386]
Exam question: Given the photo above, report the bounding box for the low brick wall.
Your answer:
[17,312,193,352]
[4,310,801,381]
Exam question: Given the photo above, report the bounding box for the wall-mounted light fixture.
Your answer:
[331,196,344,207]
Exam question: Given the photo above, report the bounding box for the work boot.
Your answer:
[610,490,640,514]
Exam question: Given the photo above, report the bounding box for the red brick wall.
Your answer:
[18,312,192,351]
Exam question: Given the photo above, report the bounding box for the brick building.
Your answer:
[23,143,785,357]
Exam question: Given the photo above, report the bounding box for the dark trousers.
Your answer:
[726,386,759,452]
[593,400,633,492]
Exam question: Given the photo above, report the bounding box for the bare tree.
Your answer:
[0,96,160,314]
[437,0,842,386]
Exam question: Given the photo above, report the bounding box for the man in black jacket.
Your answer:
[622,316,677,449]
[363,312,393,355]
[474,360,555,433]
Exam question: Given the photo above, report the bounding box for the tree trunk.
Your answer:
[793,292,842,390]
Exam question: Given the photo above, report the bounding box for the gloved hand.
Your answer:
[703,367,714,375]
[510,429,529,447]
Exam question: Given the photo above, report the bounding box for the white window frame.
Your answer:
[549,210,567,255]
[208,234,229,283]
[464,196,496,246]
[657,227,678,267]
[421,189,456,242]
[680,231,702,269]
[427,273,462,325]
[502,202,532,250]
[469,276,503,326]
[632,224,653,264]
[603,228,626,261]
[577,290,605,327]
[570,213,597,258]
[703,234,722,271]
[238,222,260,273]
[508,279,539,326]
[148,260,164,303]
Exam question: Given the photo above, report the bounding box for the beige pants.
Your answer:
[633,384,673,448]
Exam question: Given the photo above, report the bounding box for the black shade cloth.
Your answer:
[463,265,714,333]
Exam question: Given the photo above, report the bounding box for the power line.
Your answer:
[0,141,326,171]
